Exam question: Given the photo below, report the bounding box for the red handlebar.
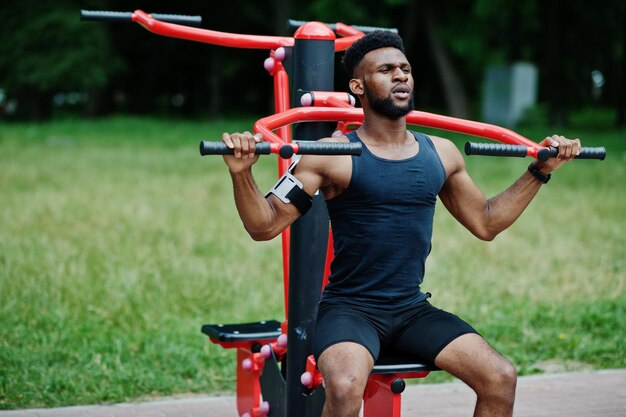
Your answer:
[82,9,369,52]
[132,10,295,49]
[84,9,577,160]
[253,107,547,158]
[131,10,365,51]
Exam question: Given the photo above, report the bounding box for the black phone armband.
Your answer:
[266,161,313,215]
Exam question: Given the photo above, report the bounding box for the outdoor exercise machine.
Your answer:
[81,10,606,417]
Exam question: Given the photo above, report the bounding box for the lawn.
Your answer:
[0,116,624,409]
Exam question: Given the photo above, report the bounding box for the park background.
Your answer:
[0,0,624,410]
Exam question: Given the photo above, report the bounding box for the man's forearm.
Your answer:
[230,169,277,240]
[484,170,544,238]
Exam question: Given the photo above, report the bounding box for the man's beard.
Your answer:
[365,85,415,119]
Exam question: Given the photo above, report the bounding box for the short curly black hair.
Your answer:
[342,30,406,78]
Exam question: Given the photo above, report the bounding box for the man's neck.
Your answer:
[357,110,409,146]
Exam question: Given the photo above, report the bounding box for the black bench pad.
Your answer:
[373,348,439,374]
[202,320,281,342]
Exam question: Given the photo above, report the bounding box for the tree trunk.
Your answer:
[507,3,523,62]
[422,0,469,118]
[617,1,625,127]
[273,0,291,36]
[84,87,114,118]
[29,90,53,121]
[208,50,222,119]
[401,0,419,55]
[540,2,566,126]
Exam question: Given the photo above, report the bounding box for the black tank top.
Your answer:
[322,130,446,309]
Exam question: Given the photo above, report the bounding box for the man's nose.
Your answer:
[392,67,408,81]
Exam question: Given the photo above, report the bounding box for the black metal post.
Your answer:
[286,23,336,417]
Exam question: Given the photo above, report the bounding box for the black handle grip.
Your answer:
[199,141,362,158]
[287,19,398,34]
[80,10,202,26]
[296,142,362,155]
[465,142,607,161]
[536,146,606,161]
[464,142,528,157]
[151,13,202,26]
[80,10,133,22]
[199,141,271,156]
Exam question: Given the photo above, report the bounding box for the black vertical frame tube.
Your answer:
[286,30,336,417]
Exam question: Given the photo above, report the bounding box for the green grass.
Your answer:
[0,116,624,408]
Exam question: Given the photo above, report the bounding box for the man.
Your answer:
[220,31,581,417]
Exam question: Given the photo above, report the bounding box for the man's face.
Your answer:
[356,47,415,119]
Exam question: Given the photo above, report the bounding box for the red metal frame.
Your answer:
[236,346,264,416]
[263,47,292,317]
[131,10,362,52]
[116,12,559,416]
[300,91,356,107]
[208,339,275,416]
[300,352,431,417]
[363,373,429,417]
[254,107,545,158]
[127,9,554,323]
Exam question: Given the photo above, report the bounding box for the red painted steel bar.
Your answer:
[131,10,363,52]
[254,107,546,158]
[266,48,292,318]
[132,10,294,48]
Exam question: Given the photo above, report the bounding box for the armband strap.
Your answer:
[267,161,313,215]
[527,161,551,184]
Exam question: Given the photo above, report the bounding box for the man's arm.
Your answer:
[221,131,326,241]
[435,135,581,241]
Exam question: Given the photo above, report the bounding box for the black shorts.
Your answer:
[313,300,478,367]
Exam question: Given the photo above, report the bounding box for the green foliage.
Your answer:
[516,104,549,129]
[567,107,619,130]
[0,116,282,408]
[307,0,386,26]
[0,0,623,122]
[0,4,121,93]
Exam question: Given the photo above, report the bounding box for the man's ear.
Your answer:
[349,78,364,96]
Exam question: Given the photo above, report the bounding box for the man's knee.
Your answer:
[324,373,368,403]
[317,342,374,411]
[480,358,517,397]
[495,358,517,386]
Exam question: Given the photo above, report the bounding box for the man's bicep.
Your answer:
[439,166,489,235]
[435,138,486,214]
[263,156,326,219]
[290,156,328,196]
[265,192,307,228]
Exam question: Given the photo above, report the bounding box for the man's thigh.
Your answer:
[434,333,516,393]
[393,301,478,366]
[313,302,387,362]
[317,341,374,385]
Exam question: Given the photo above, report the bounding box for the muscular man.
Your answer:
[220,31,581,417]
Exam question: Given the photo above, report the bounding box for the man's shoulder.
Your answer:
[417,134,459,156]
[421,133,450,145]
[417,134,465,176]
[295,136,353,191]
